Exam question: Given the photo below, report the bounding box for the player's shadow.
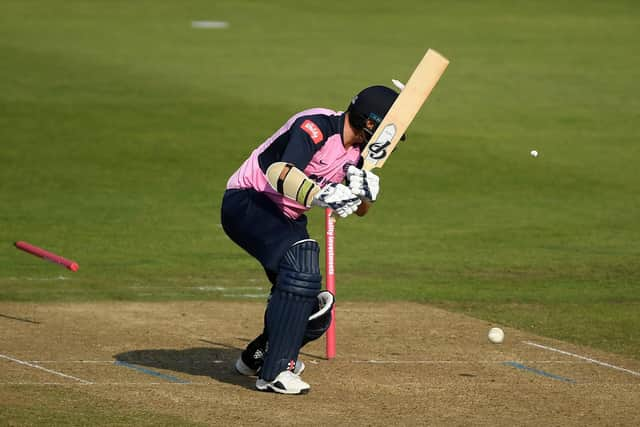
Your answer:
[113,340,255,390]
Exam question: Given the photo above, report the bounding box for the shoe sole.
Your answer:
[256,382,310,395]
[234,358,258,376]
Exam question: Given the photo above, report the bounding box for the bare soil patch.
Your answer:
[1,301,639,426]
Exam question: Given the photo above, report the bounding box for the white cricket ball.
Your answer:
[488,327,504,344]
[530,150,539,158]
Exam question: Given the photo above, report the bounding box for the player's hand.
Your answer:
[311,183,361,218]
[346,165,380,202]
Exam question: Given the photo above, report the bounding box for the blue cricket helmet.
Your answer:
[346,85,406,142]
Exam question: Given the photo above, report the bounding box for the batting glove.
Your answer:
[312,183,361,218]
[346,165,380,202]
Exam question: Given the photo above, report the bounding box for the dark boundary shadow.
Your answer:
[114,340,253,390]
[114,337,327,389]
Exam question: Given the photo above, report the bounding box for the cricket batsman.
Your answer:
[221,85,403,394]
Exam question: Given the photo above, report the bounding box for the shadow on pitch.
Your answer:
[113,340,254,390]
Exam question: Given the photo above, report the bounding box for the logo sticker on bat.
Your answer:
[367,124,397,161]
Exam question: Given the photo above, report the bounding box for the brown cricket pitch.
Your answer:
[1,301,639,426]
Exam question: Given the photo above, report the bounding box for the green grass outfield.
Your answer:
[1,0,639,359]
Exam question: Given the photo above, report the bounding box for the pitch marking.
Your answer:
[0,353,92,384]
[524,341,640,378]
[194,286,264,291]
[0,382,210,386]
[0,313,40,324]
[30,360,225,365]
[114,361,190,383]
[191,21,229,29]
[503,361,575,383]
[352,360,593,365]
[223,294,268,298]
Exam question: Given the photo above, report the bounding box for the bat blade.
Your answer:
[361,49,449,171]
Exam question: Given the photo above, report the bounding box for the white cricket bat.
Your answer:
[361,49,449,171]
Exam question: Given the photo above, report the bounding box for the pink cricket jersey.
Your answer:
[226,108,362,219]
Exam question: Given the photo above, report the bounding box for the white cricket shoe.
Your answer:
[255,370,310,395]
[234,357,305,376]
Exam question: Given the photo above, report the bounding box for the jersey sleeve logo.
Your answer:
[300,119,324,144]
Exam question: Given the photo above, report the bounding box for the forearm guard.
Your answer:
[266,162,320,207]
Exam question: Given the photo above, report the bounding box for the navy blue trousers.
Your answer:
[221,189,310,283]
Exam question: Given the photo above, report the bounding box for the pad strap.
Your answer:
[303,291,334,345]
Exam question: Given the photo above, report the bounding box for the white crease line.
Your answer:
[32,360,226,364]
[191,21,229,29]
[223,294,268,298]
[0,353,92,384]
[193,286,264,291]
[30,359,591,365]
[352,360,593,364]
[524,341,640,378]
[31,360,114,364]
[0,382,210,386]
[2,380,638,387]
